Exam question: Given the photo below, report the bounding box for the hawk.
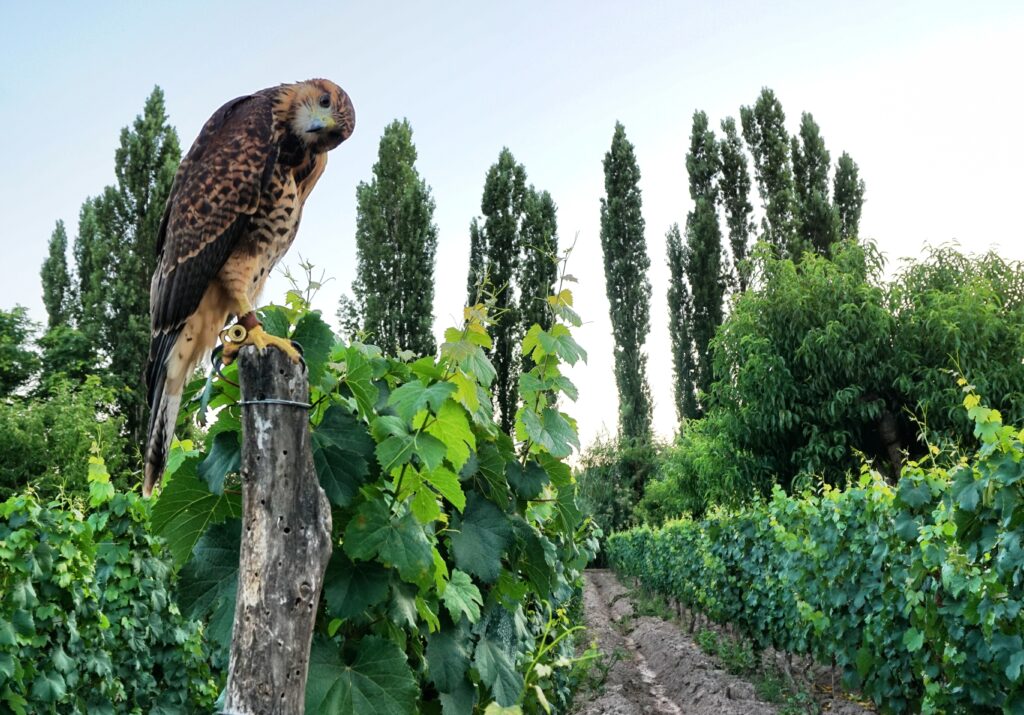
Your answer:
[143,79,355,496]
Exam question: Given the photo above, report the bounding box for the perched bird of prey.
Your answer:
[143,79,355,496]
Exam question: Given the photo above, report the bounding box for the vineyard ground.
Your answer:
[571,570,875,715]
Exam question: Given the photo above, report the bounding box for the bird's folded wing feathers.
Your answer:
[149,93,278,335]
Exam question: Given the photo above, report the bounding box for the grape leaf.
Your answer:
[306,636,417,715]
[450,494,512,583]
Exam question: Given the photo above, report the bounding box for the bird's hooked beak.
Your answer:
[306,110,335,134]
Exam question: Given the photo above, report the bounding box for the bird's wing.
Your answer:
[146,93,277,404]
[150,93,277,333]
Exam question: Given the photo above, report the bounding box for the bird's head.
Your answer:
[289,79,355,152]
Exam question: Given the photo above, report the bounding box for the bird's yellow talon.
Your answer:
[219,325,303,366]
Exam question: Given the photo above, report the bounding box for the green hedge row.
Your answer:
[607,389,1024,714]
[0,451,217,714]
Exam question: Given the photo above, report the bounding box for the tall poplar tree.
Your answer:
[834,152,866,240]
[719,117,754,291]
[76,87,181,441]
[791,112,838,255]
[518,188,559,351]
[40,221,72,329]
[600,122,652,442]
[352,119,438,356]
[468,148,528,433]
[666,224,697,421]
[740,88,798,259]
[682,112,725,406]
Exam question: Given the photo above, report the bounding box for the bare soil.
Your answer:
[572,569,875,715]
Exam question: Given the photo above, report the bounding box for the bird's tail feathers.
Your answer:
[144,329,184,497]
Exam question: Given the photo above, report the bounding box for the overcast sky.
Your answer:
[2,1,1023,449]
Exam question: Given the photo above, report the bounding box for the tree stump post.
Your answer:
[222,347,332,715]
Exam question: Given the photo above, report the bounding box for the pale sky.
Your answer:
[2,1,1023,449]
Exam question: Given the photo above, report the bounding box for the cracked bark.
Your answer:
[222,346,332,715]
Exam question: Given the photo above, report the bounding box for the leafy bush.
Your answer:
[0,377,129,502]
[651,242,1024,513]
[152,282,598,714]
[610,386,1024,713]
[0,451,216,714]
[577,435,659,541]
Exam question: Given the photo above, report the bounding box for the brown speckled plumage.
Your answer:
[144,79,354,496]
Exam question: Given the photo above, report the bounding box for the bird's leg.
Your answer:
[220,310,303,366]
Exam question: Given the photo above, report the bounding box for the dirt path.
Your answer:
[572,570,874,715]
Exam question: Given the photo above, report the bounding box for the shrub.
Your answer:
[0,451,216,714]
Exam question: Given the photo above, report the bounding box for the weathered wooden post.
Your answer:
[222,347,332,715]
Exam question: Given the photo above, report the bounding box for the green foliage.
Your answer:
[791,112,839,256]
[36,324,99,394]
[0,377,128,502]
[611,388,1024,713]
[833,152,865,240]
[664,224,697,421]
[154,276,597,713]
[718,117,755,291]
[41,220,73,329]
[709,240,895,492]
[656,242,1024,510]
[351,119,438,357]
[740,88,798,258]
[677,110,726,415]
[0,306,39,397]
[599,122,653,443]
[0,453,216,713]
[467,150,560,435]
[577,435,658,551]
[518,190,559,368]
[889,245,1024,443]
[69,87,182,444]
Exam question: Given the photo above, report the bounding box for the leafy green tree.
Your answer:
[889,246,1024,443]
[740,88,798,258]
[518,188,559,363]
[335,293,361,343]
[834,151,866,240]
[73,87,181,443]
[352,119,438,356]
[665,224,697,421]
[708,241,897,493]
[600,122,653,442]
[72,197,106,336]
[718,117,755,291]
[40,221,73,329]
[0,377,128,500]
[791,112,838,255]
[0,306,39,397]
[683,111,725,405]
[466,218,486,305]
[36,325,98,395]
[468,148,528,433]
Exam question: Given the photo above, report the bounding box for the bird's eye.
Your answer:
[318,93,331,109]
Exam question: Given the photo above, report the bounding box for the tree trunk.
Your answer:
[222,347,332,715]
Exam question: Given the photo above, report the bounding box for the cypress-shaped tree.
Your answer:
[834,151,866,240]
[719,117,754,291]
[466,218,486,305]
[740,88,798,259]
[472,148,528,433]
[90,87,181,441]
[666,224,698,421]
[518,188,559,354]
[682,112,725,407]
[352,119,438,356]
[791,112,839,255]
[40,220,72,329]
[599,122,653,443]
